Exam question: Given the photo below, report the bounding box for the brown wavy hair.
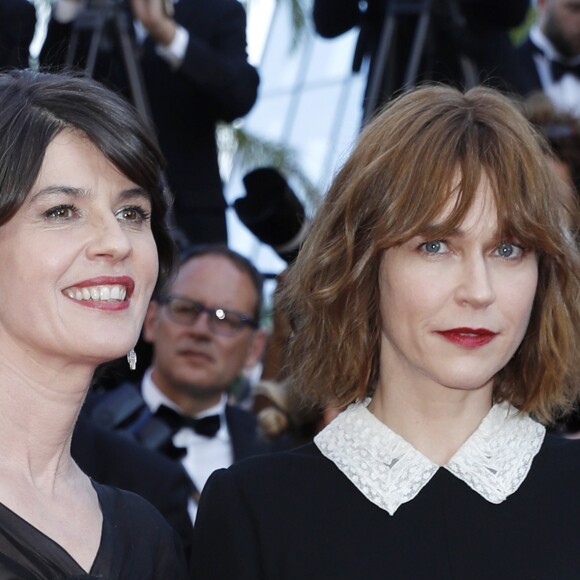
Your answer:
[280,84,580,425]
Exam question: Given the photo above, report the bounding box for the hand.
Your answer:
[129,0,176,46]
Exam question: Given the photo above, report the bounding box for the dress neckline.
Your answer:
[0,479,105,576]
[314,400,545,515]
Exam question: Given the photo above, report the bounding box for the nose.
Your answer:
[454,253,496,308]
[85,213,132,262]
[188,309,214,337]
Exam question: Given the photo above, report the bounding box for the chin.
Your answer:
[438,373,495,392]
[86,342,134,364]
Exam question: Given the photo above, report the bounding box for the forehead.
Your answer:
[172,255,258,308]
[34,130,114,186]
[403,171,502,243]
[43,129,96,159]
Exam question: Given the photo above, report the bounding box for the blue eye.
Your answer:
[496,242,523,259]
[421,240,447,254]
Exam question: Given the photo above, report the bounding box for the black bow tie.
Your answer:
[154,404,221,438]
[532,43,580,81]
[550,59,580,81]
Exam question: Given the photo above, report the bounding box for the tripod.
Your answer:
[363,0,478,122]
[65,0,154,129]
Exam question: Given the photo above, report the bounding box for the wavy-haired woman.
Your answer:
[192,85,580,579]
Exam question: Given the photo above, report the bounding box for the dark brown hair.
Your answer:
[0,68,176,294]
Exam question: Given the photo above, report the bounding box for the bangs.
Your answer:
[366,102,565,257]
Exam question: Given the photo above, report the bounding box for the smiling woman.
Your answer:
[191,85,580,579]
[0,69,186,578]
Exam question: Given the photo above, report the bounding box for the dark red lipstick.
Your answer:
[436,327,497,348]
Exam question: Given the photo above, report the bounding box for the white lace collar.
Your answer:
[314,400,545,515]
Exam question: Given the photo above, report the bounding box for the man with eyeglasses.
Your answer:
[88,244,271,523]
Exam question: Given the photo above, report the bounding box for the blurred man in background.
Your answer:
[512,0,580,118]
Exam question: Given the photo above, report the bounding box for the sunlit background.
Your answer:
[225,0,365,285]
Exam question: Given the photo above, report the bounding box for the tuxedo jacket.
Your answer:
[509,38,545,97]
[224,403,274,462]
[71,412,194,559]
[137,0,259,213]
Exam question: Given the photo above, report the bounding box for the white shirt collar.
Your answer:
[314,400,545,515]
[530,26,580,65]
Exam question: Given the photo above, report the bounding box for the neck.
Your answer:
[369,377,493,466]
[178,394,224,417]
[0,355,92,488]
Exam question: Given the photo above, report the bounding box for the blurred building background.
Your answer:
[224,0,365,287]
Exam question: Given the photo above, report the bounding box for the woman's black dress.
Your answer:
[192,402,580,579]
[0,481,188,579]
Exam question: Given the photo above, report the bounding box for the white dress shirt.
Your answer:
[142,368,233,522]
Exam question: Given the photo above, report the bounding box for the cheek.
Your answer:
[499,270,538,331]
[155,319,181,344]
[221,337,251,366]
[380,270,445,331]
[138,236,160,288]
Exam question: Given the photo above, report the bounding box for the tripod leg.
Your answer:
[85,18,106,77]
[65,26,81,68]
[114,12,154,129]
[112,10,169,194]
[364,12,396,123]
[403,0,432,90]
[65,11,106,76]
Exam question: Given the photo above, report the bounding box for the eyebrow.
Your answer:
[418,224,463,238]
[29,185,150,202]
[418,223,505,243]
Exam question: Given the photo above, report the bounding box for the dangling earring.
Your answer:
[127,349,137,371]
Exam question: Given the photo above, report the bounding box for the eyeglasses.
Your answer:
[158,295,259,336]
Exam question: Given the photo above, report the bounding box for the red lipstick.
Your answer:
[68,276,135,297]
[436,327,497,348]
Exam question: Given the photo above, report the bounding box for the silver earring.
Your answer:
[127,349,137,371]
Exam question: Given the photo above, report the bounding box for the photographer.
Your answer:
[42,0,259,246]
[312,0,530,122]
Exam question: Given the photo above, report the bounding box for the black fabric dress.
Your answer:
[191,436,580,579]
[0,481,188,579]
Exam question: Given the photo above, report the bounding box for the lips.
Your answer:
[436,327,497,348]
[179,349,214,364]
[63,276,135,302]
[63,276,135,311]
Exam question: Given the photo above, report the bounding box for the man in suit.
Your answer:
[4,0,259,245]
[88,245,270,522]
[512,0,580,118]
